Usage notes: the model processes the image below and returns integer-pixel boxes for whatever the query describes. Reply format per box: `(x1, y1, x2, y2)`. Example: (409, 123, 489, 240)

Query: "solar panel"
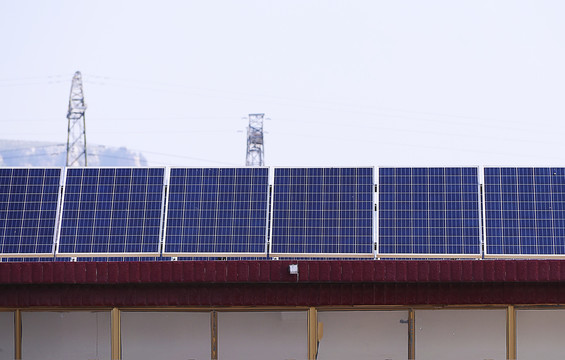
(270, 168, 374, 257)
(163, 168, 269, 256)
(378, 167, 481, 258)
(1, 257, 58, 262)
(484, 167, 565, 258)
(57, 168, 165, 257)
(0, 168, 61, 257)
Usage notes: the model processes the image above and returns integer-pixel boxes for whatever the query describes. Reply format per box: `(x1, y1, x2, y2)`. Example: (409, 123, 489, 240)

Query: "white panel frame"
(375, 166, 483, 259)
(0, 167, 63, 258)
(162, 166, 270, 258)
(55, 167, 166, 258)
(373, 167, 378, 259)
(483, 166, 565, 259)
(269, 166, 376, 259)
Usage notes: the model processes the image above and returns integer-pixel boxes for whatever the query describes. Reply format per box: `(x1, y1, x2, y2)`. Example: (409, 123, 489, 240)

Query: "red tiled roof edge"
(1, 260, 565, 285)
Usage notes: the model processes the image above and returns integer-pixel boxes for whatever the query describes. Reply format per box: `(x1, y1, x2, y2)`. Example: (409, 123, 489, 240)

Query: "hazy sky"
(1, 1, 564, 167)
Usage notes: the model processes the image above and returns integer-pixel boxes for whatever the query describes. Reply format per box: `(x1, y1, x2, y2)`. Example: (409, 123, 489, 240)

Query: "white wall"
(18, 307, 565, 359)
(317, 310, 408, 360)
(218, 311, 307, 360)
(21, 311, 111, 360)
(121, 311, 211, 360)
(0, 311, 14, 360)
(415, 309, 506, 360)
(517, 309, 565, 360)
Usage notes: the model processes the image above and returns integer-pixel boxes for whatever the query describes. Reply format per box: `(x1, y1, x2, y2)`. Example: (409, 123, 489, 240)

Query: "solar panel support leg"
(14, 309, 21, 360)
(408, 309, 415, 360)
(507, 305, 516, 360)
(211, 310, 218, 360)
(307, 307, 318, 359)
(111, 308, 121, 360)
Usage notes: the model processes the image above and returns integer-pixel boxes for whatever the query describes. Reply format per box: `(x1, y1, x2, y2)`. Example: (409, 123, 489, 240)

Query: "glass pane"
(0, 311, 14, 359)
(121, 311, 211, 360)
(415, 309, 506, 360)
(22, 311, 110, 360)
(218, 311, 307, 360)
(317, 310, 408, 359)
(517, 309, 565, 360)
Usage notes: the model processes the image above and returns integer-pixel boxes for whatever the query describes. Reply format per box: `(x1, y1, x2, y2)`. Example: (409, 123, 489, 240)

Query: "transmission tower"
(66, 71, 88, 167)
(246, 113, 265, 166)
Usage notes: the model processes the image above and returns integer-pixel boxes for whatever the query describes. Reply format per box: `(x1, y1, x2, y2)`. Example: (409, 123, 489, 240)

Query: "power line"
(81, 73, 520, 127)
(0, 151, 64, 161)
(0, 144, 65, 153)
(0, 75, 71, 83)
(274, 131, 565, 162)
(0, 74, 72, 88)
(137, 149, 240, 166)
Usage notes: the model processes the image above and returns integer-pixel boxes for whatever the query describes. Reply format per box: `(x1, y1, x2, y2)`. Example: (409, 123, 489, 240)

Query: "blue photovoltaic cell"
(379, 167, 481, 256)
(0, 168, 61, 255)
(164, 168, 269, 255)
(484, 167, 565, 256)
(271, 168, 374, 256)
(58, 168, 165, 255)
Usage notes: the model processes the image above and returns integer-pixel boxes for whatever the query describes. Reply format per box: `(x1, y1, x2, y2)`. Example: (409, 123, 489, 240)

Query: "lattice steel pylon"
(245, 113, 265, 166)
(66, 71, 88, 167)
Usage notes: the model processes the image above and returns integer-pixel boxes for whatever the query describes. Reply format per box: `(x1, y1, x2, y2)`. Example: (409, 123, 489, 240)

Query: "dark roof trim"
(1, 282, 563, 307)
(1, 260, 564, 285)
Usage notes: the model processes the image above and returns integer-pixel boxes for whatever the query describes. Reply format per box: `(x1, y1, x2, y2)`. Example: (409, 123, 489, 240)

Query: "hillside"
(0, 139, 147, 167)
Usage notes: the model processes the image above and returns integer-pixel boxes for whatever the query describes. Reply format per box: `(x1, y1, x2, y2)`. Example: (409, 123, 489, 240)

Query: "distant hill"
(0, 139, 148, 167)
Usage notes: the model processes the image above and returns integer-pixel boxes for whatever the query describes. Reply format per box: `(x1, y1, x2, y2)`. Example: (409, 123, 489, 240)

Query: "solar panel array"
(164, 167, 269, 256)
(270, 168, 374, 257)
(484, 167, 565, 257)
(4, 166, 565, 260)
(57, 168, 165, 256)
(0, 168, 61, 256)
(378, 167, 481, 257)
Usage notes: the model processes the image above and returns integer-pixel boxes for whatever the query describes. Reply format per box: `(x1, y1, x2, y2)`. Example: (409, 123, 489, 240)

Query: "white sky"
(0, 0, 564, 167)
